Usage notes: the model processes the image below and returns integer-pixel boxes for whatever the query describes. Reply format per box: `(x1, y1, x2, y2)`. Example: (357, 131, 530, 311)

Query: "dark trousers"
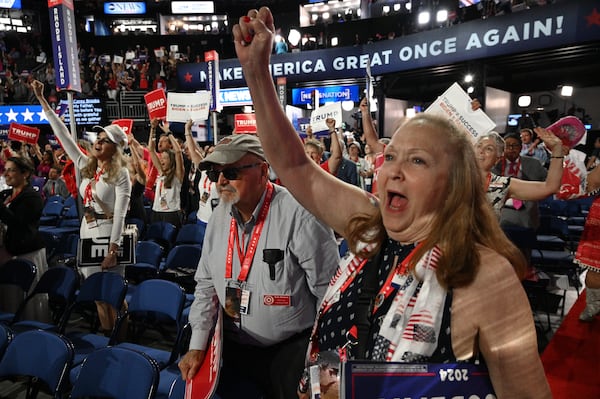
(216, 329, 311, 399)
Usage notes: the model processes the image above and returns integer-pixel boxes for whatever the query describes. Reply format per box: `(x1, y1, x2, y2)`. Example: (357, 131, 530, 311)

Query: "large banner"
(48, 0, 81, 92)
(178, 0, 600, 89)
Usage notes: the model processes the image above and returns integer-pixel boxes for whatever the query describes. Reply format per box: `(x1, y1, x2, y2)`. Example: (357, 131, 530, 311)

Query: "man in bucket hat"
(179, 134, 339, 399)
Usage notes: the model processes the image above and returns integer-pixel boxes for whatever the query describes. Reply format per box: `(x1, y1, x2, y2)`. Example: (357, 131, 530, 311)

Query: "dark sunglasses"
(96, 138, 113, 145)
(207, 162, 262, 182)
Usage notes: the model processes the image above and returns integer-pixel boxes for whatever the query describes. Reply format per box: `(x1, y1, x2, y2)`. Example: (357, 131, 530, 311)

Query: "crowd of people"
(0, 3, 598, 399)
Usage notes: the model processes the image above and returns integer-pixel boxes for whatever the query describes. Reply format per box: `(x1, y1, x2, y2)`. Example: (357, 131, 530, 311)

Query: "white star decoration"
(5, 108, 19, 122)
(21, 108, 34, 122)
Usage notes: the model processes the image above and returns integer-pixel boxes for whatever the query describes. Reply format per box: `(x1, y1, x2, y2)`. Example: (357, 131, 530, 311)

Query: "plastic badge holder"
(546, 116, 586, 149)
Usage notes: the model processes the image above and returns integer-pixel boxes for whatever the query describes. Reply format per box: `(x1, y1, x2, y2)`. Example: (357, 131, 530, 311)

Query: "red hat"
(546, 116, 586, 149)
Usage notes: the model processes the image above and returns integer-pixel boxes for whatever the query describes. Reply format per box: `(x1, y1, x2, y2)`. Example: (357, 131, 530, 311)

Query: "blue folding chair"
(70, 346, 159, 399)
(11, 266, 80, 333)
(174, 223, 205, 248)
(126, 241, 164, 284)
(114, 279, 187, 370)
(159, 244, 202, 295)
(40, 200, 65, 226)
(0, 329, 74, 399)
(145, 221, 177, 255)
(59, 271, 127, 367)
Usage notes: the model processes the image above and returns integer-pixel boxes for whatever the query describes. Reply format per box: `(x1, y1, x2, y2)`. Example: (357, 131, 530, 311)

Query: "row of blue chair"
(0, 326, 166, 399)
(1, 268, 191, 399)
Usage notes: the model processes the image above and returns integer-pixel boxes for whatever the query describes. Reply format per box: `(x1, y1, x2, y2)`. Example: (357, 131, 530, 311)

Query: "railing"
(104, 91, 150, 123)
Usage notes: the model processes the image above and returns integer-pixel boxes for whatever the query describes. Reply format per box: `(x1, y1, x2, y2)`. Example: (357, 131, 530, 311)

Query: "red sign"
(234, 114, 257, 134)
(144, 89, 168, 120)
(186, 309, 222, 399)
(263, 295, 291, 306)
(112, 119, 134, 137)
(48, 0, 74, 9)
(8, 123, 40, 145)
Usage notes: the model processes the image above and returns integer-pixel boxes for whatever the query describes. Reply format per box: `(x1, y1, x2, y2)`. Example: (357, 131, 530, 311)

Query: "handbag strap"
(352, 246, 384, 359)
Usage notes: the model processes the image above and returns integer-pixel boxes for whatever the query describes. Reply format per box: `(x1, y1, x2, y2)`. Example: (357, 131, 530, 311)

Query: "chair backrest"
(45, 195, 64, 204)
(538, 215, 570, 238)
(502, 226, 537, 249)
(162, 244, 203, 272)
(70, 346, 159, 399)
(127, 279, 186, 333)
(13, 266, 80, 325)
(127, 217, 146, 238)
(63, 196, 77, 209)
(59, 271, 127, 332)
(145, 221, 177, 251)
(0, 330, 73, 396)
(135, 240, 163, 268)
(0, 258, 37, 292)
(42, 201, 65, 217)
(174, 223, 205, 246)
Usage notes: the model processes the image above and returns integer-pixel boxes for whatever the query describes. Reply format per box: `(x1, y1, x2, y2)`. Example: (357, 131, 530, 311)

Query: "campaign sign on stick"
(186, 308, 223, 399)
(425, 82, 496, 142)
(8, 122, 40, 144)
(205, 50, 221, 112)
(341, 361, 496, 399)
(144, 89, 168, 120)
(48, 0, 81, 92)
(234, 114, 257, 134)
(310, 102, 342, 133)
(166, 92, 211, 123)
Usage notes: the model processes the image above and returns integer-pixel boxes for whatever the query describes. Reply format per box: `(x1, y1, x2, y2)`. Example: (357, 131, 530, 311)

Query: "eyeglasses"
(207, 162, 262, 182)
(96, 138, 112, 145)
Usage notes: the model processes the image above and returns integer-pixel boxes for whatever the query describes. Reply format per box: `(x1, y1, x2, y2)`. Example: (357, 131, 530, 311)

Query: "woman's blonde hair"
(346, 114, 526, 288)
(81, 148, 129, 183)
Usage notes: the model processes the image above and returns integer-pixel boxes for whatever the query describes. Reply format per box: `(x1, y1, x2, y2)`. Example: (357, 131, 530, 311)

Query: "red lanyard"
(371, 242, 423, 315)
(158, 179, 164, 197)
(202, 174, 211, 191)
(225, 182, 274, 282)
(326, 242, 423, 315)
(83, 168, 103, 206)
(484, 172, 492, 191)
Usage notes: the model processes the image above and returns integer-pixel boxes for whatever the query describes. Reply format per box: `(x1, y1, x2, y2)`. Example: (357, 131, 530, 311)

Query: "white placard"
(113, 55, 124, 64)
(310, 102, 343, 132)
(166, 91, 211, 123)
(425, 82, 496, 142)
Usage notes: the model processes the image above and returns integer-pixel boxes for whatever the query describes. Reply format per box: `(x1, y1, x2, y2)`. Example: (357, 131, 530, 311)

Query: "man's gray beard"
(218, 188, 239, 205)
